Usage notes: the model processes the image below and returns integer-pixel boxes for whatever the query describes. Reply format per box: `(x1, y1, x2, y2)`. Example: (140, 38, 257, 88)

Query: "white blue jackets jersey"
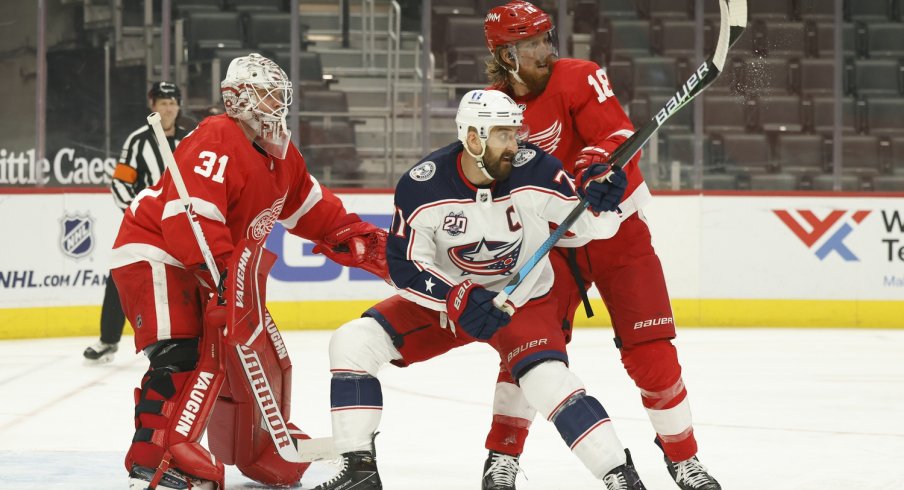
(387, 141, 620, 311)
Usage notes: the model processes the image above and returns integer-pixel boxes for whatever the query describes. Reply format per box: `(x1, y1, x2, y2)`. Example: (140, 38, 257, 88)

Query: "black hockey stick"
(493, 0, 747, 312)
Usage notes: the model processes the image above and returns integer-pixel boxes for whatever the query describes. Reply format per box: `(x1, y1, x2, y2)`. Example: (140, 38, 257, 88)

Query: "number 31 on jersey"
(194, 150, 229, 183)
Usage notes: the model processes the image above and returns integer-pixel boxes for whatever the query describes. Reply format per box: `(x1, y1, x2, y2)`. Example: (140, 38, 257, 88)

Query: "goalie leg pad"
(519, 360, 626, 477)
(622, 340, 697, 462)
(126, 336, 225, 485)
(208, 311, 310, 486)
(485, 365, 536, 456)
(327, 317, 399, 453)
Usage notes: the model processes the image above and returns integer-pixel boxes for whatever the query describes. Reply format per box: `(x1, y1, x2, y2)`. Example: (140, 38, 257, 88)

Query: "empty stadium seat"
(574, 0, 600, 34)
(811, 96, 857, 135)
(274, 51, 329, 89)
(853, 59, 903, 97)
(245, 12, 309, 52)
(891, 136, 904, 174)
(702, 173, 737, 190)
(810, 173, 862, 191)
(873, 175, 904, 191)
(174, 0, 222, 17)
(796, 58, 850, 96)
(775, 133, 827, 176)
(299, 89, 350, 119)
(846, 0, 891, 21)
(863, 96, 904, 137)
(738, 57, 793, 95)
(185, 11, 243, 60)
(228, 0, 284, 12)
(837, 134, 883, 176)
(664, 132, 710, 167)
(761, 21, 807, 57)
(798, 0, 835, 21)
(652, 19, 695, 58)
(712, 132, 773, 174)
(595, 19, 652, 64)
(814, 21, 856, 57)
(606, 60, 634, 101)
(750, 173, 799, 190)
(632, 57, 677, 95)
(444, 16, 488, 83)
(704, 94, 752, 133)
(598, 0, 639, 19)
(862, 22, 904, 59)
(639, 0, 691, 19)
(755, 95, 803, 132)
(748, 0, 793, 20)
(300, 119, 360, 179)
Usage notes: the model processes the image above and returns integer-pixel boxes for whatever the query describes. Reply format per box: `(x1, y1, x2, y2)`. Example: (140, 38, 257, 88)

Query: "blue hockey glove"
(445, 280, 511, 340)
(576, 164, 627, 213)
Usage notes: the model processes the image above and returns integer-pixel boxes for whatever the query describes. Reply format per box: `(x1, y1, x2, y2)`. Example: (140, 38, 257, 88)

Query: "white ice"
(1, 328, 903, 489)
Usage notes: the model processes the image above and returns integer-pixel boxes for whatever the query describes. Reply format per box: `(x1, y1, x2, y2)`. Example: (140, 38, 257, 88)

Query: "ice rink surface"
(1, 327, 903, 489)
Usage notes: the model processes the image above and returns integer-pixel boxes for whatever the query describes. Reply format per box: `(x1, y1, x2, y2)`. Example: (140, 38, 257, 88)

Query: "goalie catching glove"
(574, 146, 627, 214)
(312, 214, 390, 283)
(445, 280, 512, 340)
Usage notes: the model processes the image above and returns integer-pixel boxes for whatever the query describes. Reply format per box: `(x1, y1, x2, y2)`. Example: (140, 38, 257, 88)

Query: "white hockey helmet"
(456, 89, 524, 144)
(220, 53, 294, 159)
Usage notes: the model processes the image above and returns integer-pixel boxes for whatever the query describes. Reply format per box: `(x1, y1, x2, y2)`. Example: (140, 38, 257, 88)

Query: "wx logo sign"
(773, 209, 871, 261)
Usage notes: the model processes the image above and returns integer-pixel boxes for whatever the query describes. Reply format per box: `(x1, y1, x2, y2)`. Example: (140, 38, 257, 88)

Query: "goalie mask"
(456, 89, 526, 181)
(221, 53, 294, 159)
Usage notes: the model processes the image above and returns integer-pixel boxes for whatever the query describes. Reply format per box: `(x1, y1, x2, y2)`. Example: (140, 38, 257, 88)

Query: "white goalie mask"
(221, 53, 294, 159)
(455, 89, 526, 180)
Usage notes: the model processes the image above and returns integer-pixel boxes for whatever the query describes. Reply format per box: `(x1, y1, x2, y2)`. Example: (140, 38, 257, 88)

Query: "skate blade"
(82, 353, 115, 365)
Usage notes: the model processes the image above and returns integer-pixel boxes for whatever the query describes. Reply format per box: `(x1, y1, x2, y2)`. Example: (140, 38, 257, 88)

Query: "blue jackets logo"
(59, 214, 95, 259)
(448, 238, 522, 275)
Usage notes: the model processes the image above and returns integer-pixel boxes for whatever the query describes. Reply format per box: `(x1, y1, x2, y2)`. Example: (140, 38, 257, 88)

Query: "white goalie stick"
(492, 0, 748, 312)
(147, 113, 302, 464)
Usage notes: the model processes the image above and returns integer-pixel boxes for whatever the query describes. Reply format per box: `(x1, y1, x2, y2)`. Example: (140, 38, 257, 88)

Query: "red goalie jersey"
(111, 114, 355, 275)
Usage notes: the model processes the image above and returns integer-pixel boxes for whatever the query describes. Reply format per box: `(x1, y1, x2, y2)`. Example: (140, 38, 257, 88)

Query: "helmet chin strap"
(464, 138, 495, 181)
(505, 46, 527, 86)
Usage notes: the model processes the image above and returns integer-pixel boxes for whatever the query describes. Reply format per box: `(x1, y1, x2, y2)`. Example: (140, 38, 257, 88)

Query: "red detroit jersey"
(111, 114, 352, 270)
(503, 58, 650, 214)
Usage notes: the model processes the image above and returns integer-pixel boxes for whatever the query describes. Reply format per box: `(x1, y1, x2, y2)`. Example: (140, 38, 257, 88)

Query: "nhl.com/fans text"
(0, 269, 109, 289)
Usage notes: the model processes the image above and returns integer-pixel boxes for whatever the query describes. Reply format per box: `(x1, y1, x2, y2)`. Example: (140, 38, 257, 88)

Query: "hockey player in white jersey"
(313, 90, 647, 490)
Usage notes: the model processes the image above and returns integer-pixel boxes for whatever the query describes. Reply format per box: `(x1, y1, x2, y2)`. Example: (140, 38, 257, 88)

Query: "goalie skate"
(128, 464, 217, 490)
(83, 341, 118, 363)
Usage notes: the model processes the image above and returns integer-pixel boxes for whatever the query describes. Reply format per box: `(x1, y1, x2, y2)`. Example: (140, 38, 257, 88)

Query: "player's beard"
(519, 55, 557, 95)
(484, 147, 516, 181)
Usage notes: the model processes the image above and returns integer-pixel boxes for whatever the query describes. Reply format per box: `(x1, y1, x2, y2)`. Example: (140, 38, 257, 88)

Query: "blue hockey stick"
(493, 0, 748, 313)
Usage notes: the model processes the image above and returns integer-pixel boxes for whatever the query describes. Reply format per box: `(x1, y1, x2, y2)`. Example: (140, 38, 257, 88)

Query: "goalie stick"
(492, 0, 748, 313)
(146, 113, 303, 464)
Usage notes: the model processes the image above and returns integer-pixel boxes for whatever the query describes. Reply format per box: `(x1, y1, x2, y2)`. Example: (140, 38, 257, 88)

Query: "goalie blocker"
(114, 240, 310, 488)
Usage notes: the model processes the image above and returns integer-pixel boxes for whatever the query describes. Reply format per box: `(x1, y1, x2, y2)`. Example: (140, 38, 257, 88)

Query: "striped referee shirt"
(111, 123, 189, 210)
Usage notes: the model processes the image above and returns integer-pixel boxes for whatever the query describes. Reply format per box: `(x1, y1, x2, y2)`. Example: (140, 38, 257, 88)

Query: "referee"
(83, 81, 189, 362)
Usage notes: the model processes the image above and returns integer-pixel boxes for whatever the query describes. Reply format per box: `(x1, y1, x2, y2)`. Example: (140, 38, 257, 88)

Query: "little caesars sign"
(0, 148, 116, 187)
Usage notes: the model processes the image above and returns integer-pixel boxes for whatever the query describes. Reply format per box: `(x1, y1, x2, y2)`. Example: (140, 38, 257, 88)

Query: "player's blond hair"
(484, 48, 513, 89)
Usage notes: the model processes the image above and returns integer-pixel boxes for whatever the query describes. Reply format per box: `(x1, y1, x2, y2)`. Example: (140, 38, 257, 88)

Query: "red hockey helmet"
(484, 1, 554, 52)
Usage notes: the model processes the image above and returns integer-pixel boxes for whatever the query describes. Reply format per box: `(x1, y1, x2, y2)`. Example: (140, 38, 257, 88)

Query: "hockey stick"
(147, 113, 302, 464)
(492, 0, 747, 313)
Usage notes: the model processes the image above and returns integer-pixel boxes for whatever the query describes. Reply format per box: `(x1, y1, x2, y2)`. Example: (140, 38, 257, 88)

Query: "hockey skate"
(313, 451, 381, 490)
(83, 340, 118, 363)
(663, 455, 721, 490)
(482, 450, 521, 489)
(128, 464, 217, 490)
(602, 449, 646, 490)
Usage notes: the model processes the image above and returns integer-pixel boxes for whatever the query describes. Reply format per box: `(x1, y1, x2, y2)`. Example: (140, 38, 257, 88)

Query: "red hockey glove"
(312, 215, 390, 283)
(573, 146, 611, 176)
(445, 280, 512, 340)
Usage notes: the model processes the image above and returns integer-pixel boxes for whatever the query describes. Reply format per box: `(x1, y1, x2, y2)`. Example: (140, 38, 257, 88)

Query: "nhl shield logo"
(60, 214, 95, 259)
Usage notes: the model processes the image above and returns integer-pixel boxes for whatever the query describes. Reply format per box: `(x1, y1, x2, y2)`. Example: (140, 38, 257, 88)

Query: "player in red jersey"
(110, 53, 389, 490)
(478, 3, 721, 490)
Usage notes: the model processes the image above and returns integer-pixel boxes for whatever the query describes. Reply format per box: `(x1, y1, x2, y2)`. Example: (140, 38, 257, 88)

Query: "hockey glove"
(312, 215, 390, 283)
(445, 280, 512, 340)
(576, 164, 627, 214)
